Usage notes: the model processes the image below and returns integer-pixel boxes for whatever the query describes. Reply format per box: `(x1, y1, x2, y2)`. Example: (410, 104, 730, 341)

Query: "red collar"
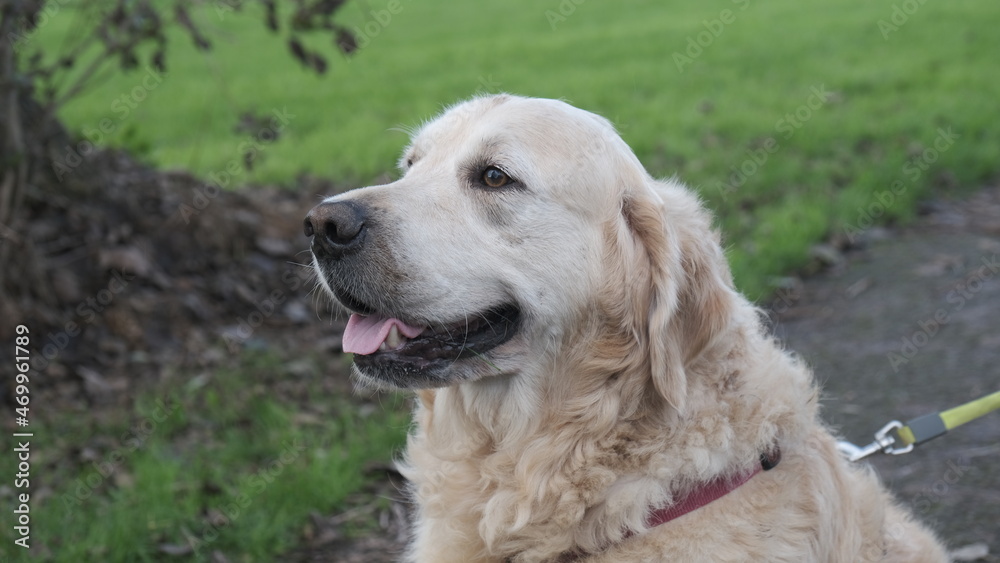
(558, 447, 781, 562)
(643, 447, 781, 529)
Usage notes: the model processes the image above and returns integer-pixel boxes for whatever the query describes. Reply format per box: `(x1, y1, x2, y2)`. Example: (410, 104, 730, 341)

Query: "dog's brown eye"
(481, 167, 511, 188)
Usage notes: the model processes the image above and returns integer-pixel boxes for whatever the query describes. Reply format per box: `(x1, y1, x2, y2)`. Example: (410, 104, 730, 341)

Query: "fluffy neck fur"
(402, 294, 815, 563)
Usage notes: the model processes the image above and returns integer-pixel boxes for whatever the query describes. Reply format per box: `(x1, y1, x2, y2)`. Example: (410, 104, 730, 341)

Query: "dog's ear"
(621, 180, 736, 414)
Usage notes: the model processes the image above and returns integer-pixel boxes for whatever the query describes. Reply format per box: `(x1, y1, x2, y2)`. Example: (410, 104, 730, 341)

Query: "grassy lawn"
(0, 352, 410, 561)
(43, 0, 1000, 297)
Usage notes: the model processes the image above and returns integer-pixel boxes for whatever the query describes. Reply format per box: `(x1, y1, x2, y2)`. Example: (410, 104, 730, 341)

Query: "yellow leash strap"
(897, 390, 1000, 447)
(838, 390, 1000, 462)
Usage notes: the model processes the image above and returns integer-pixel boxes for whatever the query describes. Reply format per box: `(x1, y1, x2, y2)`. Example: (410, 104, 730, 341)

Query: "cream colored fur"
(328, 95, 949, 562)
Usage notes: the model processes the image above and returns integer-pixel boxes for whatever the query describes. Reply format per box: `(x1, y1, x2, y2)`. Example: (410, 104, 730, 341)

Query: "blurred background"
(0, 0, 997, 561)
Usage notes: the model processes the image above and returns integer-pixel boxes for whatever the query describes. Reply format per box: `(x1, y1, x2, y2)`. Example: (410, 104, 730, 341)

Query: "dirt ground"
(771, 186, 1000, 560)
(0, 150, 341, 411)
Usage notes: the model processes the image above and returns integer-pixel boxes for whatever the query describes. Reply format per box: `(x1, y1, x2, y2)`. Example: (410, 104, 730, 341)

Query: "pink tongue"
(342, 314, 426, 355)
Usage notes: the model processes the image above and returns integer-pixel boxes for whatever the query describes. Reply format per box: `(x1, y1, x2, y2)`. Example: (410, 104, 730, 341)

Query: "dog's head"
(305, 95, 735, 411)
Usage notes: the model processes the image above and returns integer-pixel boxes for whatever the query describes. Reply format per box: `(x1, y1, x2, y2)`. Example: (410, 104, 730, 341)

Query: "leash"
(837, 390, 1000, 462)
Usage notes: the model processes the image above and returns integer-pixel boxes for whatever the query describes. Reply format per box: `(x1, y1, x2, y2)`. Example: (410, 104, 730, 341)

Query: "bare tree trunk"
(0, 7, 29, 300)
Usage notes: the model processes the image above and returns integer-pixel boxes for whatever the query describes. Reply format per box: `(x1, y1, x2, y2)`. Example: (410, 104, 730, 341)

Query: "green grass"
(0, 351, 410, 562)
(40, 0, 1000, 297)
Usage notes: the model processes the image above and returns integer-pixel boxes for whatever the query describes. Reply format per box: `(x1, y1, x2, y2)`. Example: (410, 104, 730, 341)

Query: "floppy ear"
(621, 179, 736, 414)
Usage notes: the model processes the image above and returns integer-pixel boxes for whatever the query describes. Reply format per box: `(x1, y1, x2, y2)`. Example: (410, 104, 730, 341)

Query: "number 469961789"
(14, 325, 30, 423)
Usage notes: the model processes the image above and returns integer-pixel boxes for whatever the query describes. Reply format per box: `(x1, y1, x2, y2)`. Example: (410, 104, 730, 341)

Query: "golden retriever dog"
(304, 94, 948, 562)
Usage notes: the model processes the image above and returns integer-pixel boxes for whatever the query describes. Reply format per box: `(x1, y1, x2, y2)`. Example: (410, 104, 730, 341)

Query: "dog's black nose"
(304, 200, 368, 259)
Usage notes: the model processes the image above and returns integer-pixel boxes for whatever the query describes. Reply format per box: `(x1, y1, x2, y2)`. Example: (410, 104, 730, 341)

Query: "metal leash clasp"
(836, 420, 914, 462)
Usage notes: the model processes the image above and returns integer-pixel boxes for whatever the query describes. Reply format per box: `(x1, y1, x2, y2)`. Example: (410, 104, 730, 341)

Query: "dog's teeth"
(378, 342, 387, 351)
(385, 325, 403, 349)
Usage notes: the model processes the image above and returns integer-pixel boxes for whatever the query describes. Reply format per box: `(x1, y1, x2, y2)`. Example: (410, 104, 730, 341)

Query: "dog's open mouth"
(340, 301, 521, 387)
